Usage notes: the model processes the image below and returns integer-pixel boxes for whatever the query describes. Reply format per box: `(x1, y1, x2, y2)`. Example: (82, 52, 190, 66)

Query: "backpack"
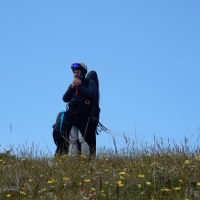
(86, 70, 100, 105)
(52, 111, 69, 155)
(52, 111, 67, 135)
(86, 70, 100, 130)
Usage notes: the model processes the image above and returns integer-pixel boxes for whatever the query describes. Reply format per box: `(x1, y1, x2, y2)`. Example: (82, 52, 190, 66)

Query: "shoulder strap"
(60, 111, 65, 134)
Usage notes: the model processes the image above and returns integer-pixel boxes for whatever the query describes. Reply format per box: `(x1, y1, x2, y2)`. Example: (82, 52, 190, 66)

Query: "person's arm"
(62, 85, 74, 102)
(78, 80, 96, 101)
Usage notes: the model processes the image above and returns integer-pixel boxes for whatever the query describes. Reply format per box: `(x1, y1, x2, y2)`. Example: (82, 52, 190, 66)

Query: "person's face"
(73, 70, 82, 78)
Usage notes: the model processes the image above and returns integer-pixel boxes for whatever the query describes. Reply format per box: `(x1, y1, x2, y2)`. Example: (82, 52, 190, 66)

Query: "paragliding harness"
(64, 78, 99, 140)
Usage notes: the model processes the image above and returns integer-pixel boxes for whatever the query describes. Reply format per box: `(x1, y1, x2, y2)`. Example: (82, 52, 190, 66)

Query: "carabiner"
(85, 100, 90, 105)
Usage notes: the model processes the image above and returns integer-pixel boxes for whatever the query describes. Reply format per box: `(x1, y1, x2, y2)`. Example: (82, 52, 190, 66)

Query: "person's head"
(71, 62, 87, 80)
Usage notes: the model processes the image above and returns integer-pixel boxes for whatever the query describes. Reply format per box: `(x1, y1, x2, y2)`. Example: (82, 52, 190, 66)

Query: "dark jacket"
(63, 78, 97, 108)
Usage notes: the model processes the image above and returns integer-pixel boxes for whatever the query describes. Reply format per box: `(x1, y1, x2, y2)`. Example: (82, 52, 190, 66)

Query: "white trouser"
(68, 126, 90, 156)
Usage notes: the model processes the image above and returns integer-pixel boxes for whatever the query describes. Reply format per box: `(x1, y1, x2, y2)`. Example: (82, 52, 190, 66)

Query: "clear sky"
(0, 1, 200, 155)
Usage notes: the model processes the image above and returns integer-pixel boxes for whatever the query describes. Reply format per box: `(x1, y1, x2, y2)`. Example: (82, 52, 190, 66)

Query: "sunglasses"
(71, 63, 81, 70)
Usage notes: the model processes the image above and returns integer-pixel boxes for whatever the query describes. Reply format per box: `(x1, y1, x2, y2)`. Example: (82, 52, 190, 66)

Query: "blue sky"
(0, 1, 200, 155)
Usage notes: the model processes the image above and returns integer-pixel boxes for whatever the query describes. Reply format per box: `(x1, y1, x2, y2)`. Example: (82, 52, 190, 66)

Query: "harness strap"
(61, 135, 70, 144)
(97, 121, 109, 133)
(75, 87, 78, 96)
(83, 116, 91, 140)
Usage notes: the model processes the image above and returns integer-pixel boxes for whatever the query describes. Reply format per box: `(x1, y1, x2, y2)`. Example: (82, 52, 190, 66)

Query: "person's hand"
(75, 78, 81, 87)
(71, 78, 76, 88)
(71, 78, 81, 88)
(71, 83, 75, 89)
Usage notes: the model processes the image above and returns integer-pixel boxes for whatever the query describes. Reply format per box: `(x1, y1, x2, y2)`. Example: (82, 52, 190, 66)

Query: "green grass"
(0, 138, 200, 200)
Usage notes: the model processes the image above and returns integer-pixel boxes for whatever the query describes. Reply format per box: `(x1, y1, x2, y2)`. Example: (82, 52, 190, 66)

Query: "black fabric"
(86, 71, 100, 105)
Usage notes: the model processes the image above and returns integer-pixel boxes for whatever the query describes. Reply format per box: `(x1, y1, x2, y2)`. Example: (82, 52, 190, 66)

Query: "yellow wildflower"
(51, 179, 57, 183)
(84, 179, 90, 183)
(146, 182, 151, 185)
(138, 174, 145, 178)
(63, 177, 69, 181)
(47, 180, 53, 184)
(195, 156, 200, 161)
(116, 180, 122, 185)
(185, 160, 190, 164)
(6, 194, 11, 197)
(119, 171, 126, 175)
(197, 182, 200, 186)
(173, 187, 181, 190)
(160, 188, 170, 192)
(20, 191, 26, 195)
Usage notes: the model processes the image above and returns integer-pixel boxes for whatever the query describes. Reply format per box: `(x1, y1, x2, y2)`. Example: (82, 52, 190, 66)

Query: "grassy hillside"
(0, 140, 200, 200)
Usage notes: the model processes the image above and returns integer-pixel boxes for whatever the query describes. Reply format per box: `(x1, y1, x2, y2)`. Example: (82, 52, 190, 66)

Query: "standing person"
(63, 62, 98, 156)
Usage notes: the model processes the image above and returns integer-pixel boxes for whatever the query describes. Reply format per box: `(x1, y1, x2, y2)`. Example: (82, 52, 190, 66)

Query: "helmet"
(71, 62, 87, 76)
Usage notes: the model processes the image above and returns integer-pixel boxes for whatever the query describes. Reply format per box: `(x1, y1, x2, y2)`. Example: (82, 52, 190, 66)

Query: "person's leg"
(84, 121, 98, 157)
(53, 130, 68, 155)
(88, 130, 96, 157)
(68, 126, 79, 156)
(78, 130, 90, 156)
